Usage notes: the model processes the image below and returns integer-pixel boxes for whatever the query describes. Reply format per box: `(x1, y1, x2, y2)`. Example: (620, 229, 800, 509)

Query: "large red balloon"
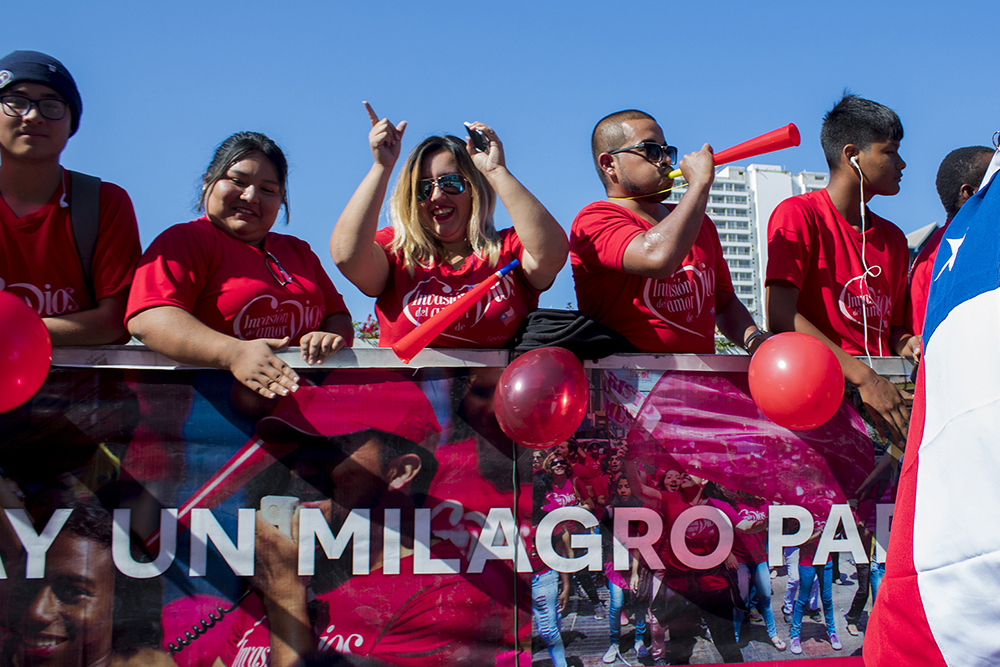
(494, 347, 589, 449)
(0, 291, 52, 413)
(748, 332, 844, 430)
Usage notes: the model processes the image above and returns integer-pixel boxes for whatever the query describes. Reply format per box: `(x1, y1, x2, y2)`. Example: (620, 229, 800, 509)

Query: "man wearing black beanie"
(0, 50, 140, 344)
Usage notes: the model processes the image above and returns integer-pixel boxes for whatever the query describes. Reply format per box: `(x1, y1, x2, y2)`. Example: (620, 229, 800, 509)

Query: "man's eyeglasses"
(264, 250, 294, 286)
(0, 95, 69, 121)
(609, 141, 678, 166)
(416, 174, 467, 202)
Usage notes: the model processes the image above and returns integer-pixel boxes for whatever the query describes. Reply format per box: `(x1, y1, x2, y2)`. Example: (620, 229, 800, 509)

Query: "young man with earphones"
(0, 50, 140, 344)
(766, 94, 917, 447)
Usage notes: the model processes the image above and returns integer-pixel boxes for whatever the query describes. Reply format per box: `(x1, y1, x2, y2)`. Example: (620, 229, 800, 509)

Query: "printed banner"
(0, 364, 895, 666)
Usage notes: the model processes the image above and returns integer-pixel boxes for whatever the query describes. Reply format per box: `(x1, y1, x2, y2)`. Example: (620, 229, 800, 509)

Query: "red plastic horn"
(392, 259, 519, 364)
(667, 123, 800, 179)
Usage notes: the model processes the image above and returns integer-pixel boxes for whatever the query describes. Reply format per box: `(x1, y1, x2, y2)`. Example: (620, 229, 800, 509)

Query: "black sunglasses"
(264, 250, 294, 286)
(416, 174, 467, 202)
(609, 141, 678, 166)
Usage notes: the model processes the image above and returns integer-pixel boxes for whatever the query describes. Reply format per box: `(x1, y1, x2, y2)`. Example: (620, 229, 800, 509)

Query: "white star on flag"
(934, 235, 966, 281)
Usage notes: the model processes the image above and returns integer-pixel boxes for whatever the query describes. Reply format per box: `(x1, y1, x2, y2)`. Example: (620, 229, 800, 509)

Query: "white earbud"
(850, 155, 861, 173)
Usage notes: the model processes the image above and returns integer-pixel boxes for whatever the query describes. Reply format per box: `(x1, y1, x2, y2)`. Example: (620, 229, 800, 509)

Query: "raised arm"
(330, 102, 404, 297)
(128, 305, 299, 398)
(621, 145, 716, 279)
(767, 280, 910, 443)
(465, 122, 568, 291)
(624, 460, 663, 508)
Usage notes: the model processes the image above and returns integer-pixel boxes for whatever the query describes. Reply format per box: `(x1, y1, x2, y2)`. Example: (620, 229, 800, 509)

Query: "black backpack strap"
(68, 170, 101, 302)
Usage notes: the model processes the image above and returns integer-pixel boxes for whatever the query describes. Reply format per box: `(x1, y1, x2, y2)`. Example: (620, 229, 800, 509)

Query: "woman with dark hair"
(127, 131, 353, 396)
(331, 103, 567, 348)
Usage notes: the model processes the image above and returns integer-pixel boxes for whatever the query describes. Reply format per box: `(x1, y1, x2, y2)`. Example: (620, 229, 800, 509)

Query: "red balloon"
(494, 347, 589, 449)
(748, 332, 844, 430)
(0, 291, 52, 413)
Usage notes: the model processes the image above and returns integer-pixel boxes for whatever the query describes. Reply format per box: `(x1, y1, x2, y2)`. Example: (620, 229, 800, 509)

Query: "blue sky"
(16, 0, 998, 323)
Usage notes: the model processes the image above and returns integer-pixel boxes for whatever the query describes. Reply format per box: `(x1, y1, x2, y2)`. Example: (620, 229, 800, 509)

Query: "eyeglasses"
(609, 141, 678, 166)
(264, 250, 294, 286)
(551, 460, 568, 468)
(0, 95, 69, 121)
(416, 174, 467, 202)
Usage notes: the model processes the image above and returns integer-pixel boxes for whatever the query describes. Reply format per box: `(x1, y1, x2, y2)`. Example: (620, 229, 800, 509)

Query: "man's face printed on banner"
(11, 533, 114, 667)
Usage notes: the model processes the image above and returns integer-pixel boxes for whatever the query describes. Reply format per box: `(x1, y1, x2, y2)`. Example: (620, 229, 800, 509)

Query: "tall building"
(667, 163, 829, 327)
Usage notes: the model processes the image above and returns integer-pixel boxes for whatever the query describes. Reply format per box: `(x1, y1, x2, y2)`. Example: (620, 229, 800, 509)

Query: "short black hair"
(820, 94, 903, 169)
(591, 109, 657, 188)
(935, 146, 994, 219)
(199, 131, 290, 223)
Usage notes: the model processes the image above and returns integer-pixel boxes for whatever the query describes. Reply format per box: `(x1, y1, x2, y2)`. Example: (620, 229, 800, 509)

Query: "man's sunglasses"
(609, 141, 678, 166)
(416, 174, 467, 202)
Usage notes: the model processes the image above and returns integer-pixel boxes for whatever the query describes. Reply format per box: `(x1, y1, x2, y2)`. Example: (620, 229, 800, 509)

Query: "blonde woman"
(331, 102, 567, 348)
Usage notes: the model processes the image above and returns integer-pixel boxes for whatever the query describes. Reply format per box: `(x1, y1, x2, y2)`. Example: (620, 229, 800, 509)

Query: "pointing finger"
(363, 101, 379, 127)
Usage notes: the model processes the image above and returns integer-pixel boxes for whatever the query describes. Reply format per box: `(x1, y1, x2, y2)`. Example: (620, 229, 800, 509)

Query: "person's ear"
(385, 453, 422, 491)
(598, 153, 617, 181)
(958, 182, 978, 207)
(843, 144, 861, 173)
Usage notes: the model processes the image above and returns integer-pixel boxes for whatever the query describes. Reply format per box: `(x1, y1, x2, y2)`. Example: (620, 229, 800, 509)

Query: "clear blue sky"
(16, 0, 998, 323)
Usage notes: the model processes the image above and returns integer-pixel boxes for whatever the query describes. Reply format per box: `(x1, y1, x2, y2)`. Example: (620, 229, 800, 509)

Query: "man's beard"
(620, 172, 669, 202)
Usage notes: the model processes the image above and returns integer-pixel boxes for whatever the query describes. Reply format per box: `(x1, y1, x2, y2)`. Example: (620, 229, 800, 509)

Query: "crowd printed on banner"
(0, 503, 894, 579)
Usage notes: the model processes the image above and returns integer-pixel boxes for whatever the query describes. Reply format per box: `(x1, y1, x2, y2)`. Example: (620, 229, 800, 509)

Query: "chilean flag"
(866, 153, 1000, 666)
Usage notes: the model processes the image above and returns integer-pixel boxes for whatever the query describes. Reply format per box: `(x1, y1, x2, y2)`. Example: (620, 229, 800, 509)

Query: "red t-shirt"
(766, 189, 910, 356)
(907, 221, 949, 336)
(570, 201, 734, 353)
(127, 218, 348, 340)
(223, 554, 503, 666)
(374, 227, 540, 348)
(0, 179, 140, 317)
(655, 495, 728, 594)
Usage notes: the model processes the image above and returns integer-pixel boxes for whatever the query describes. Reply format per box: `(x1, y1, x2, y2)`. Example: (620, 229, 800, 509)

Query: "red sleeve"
(374, 226, 398, 294)
(765, 196, 814, 289)
(92, 183, 141, 301)
(907, 226, 947, 335)
(125, 222, 213, 322)
(570, 201, 647, 272)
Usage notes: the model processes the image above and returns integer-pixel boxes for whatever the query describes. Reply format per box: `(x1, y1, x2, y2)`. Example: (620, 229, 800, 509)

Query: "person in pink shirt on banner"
(570, 109, 766, 354)
(126, 132, 353, 398)
(330, 102, 567, 349)
(766, 94, 918, 445)
(0, 50, 140, 345)
(907, 145, 993, 336)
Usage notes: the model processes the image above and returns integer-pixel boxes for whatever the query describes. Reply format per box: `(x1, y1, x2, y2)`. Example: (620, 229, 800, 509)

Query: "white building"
(667, 164, 829, 327)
